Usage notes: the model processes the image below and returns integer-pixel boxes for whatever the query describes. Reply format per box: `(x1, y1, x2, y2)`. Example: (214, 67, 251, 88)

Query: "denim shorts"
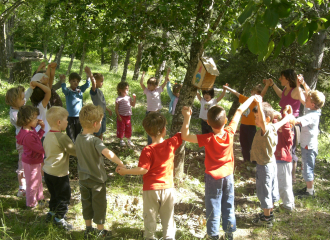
(301, 148, 317, 182)
(256, 161, 279, 209)
(94, 115, 106, 136)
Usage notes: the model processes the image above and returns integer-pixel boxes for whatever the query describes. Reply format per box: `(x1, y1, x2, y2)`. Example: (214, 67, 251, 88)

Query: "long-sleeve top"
(61, 79, 90, 117)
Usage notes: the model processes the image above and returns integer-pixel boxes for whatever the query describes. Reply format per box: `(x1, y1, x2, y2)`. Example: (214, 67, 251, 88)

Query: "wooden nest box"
(192, 57, 219, 90)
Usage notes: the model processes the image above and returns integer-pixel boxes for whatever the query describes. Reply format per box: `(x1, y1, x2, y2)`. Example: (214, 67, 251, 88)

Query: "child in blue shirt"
(61, 68, 90, 142)
(166, 80, 182, 115)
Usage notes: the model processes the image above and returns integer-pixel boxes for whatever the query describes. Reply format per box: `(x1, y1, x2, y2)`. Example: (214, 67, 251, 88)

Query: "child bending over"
(76, 104, 125, 238)
(117, 112, 182, 239)
(16, 105, 45, 208)
(43, 106, 76, 231)
(181, 95, 257, 240)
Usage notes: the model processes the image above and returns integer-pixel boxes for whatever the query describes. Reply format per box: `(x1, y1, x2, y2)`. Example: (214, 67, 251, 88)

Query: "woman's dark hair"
(202, 88, 215, 99)
(30, 87, 45, 107)
(280, 69, 297, 88)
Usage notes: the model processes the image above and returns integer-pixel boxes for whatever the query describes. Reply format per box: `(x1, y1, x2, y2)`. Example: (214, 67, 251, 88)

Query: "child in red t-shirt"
(181, 96, 257, 240)
(117, 112, 182, 239)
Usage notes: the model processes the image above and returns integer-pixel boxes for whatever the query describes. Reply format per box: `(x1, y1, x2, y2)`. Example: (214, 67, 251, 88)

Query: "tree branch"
(0, 0, 25, 25)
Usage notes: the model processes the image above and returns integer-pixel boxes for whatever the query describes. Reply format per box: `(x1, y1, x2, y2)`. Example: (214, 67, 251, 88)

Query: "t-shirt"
(116, 95, 132, 116)
(43, 131, 76, 177)
(76, 133, 108, 183)
(239, 95, 257, 126)
(197, 120, 238, 180)
(35, 102, 49, 137)
(250, 124, 278, 165)
(199, 98, 218, 120)
(274, 116, 293, 162)
(138, 133, 182, 191)
(297, 108, 321, 152)
(90, 88, 106, 113)
(9, 108, 20, 135)
(144, 87, 163, 111)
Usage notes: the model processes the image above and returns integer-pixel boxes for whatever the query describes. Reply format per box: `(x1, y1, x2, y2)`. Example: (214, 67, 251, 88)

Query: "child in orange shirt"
(181, 96, 257, 240)
(117, 112, 182, 239)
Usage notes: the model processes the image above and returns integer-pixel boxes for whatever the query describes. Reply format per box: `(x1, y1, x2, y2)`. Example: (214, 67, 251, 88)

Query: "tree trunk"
(101, 47, 105, 65)
(121, 47, 131, 82)
(155, 60, 166, 84)
(66, 52, 75, 75)
(132, 42, 143, 80)
(55, 32, 67, 70)
(110, 50, 119, 73)
(48, 52, 53, 63)
(43, 41, 48, 60)
(170, 0, 214, 178)
(0, 23, 8, 75)
(5, 15, 14, 61)
(79, 41, 87, 76)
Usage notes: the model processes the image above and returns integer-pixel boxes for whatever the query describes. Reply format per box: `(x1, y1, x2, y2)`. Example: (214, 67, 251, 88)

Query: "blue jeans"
(205, 173, 236, 236)
(256, 161, 279, 209)
(301, 148, 317, 182)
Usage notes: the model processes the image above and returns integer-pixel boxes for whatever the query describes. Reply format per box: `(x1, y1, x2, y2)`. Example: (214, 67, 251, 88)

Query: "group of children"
(5, 66, 325, 239)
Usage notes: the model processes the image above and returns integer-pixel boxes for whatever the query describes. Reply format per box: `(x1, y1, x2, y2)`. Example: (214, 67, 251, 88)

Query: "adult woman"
(265, 69, 307, 183)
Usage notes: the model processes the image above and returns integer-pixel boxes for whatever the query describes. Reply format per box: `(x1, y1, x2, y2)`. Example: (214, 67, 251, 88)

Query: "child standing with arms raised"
(181, 95, 257, 240)
(115, 82, 136, 147)
(16, 105, 45, 208)
(6, 86, 27, 197)
(140, 70, 169, 144)
(85, 66, 112, 141)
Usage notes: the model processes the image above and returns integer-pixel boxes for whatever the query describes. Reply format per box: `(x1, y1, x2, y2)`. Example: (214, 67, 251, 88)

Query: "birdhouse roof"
(201, 57, 220, 76)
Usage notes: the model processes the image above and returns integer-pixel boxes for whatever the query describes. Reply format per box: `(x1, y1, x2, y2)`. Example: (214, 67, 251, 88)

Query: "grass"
(1, 57, 330, 239)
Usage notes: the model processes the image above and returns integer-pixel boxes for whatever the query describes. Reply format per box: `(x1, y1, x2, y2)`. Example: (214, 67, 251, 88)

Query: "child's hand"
(39, 61, 47, 70)
(181, 106, 192, 118)
(132, 93, 136, 99)
(84, 66, 92, 77)
(117, 116, 122, 122)
(254, 95, 263, 103)
(30, 81, 37, 89)
(297, 74, 304, 86)
(49, 62, 57, 69)
(59, 74, 66, 83)
(107, 108, 113, 117)
(116, 166, 126, 176)
(141, 71, 145, 78)
(223, 83, 229, 90)
(37, 119, 45, 129)
(283, 105, 293, 115)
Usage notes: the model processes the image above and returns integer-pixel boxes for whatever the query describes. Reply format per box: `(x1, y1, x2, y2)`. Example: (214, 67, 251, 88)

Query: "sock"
(19, 186, 24, 190)
(307, 188, 314, 194)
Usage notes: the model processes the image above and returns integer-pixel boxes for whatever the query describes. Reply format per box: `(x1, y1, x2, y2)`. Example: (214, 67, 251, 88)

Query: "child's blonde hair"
(142, 112, 166, 137)
(147, 77, 158, 86)
(17, 105, 39, 127)
(309, 90, 325, 109)
(46, 106, 69, 127)
(79, 104, 104, 128)
(5, 86, 25, 108)
(252, 84, 264, 95)
(117, 82, 129, 96)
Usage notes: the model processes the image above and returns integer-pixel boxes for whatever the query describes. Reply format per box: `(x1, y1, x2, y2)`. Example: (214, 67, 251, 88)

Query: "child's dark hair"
(117, 82, 129, 95)
(147, 77, 158, 86)
(253, 102, 274, 122)
(93, 73, 103, 81)
(142, 112, 167, 137)
(252, 84, 264, 95)
(202, 88, 215, 99)
(5, 86, 25, 108)
(207, 105, 226, 129)
(69, 72, 81, 82)
(173, 84, 182, 94)
(30, 87, 45, 107)
(17, 105, 39, 127)
(280, 69, 297, 88)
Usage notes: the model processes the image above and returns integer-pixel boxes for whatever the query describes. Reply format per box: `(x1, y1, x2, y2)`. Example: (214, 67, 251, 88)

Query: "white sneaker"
(120, 140, 126, 147)
(127, 140, 135, 147)
(17, 189, 26, 197)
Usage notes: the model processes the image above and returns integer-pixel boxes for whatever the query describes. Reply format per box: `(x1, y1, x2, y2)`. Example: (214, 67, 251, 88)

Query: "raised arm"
(160, 68, 170, 89)
(216, 84, 227, 102)
(232, 95, 256, 123)
(273, 105, 294, 132)
(102, 148, 125, 168)
(255, 96, 266, 134)
(140, 71, 146, 90)
(181, 106, 198, 143)
(85, 66, 96, 92)
(60, 75, 69, 95)
(294, 74, 310, 105)
(31, 81, 51, 108)
(223, 84, 240, 98)
(48, 62, 57, 88)
(268, 79, 282, 98)
(196, 91, 202, 101)
(260, 79, 271, 97)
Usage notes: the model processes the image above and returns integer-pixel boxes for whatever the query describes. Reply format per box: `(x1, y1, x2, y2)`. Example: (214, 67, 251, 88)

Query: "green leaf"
(263, 8, 279, 28)
(263, 0, 271, 6)
(283, 32, 295, 47)
(275, 1, 291, 18)
(240, 22, 251, 44)
(307, 2, 313, 7)
(263, 40, 275, 61)
(298, 26, 309, 45)
(247, 24, 269, 55)
(307, 21, 318, 32)
(238, 2, 256, 24)
(273, 37, 284, 59)
(231, 38, 239, 54)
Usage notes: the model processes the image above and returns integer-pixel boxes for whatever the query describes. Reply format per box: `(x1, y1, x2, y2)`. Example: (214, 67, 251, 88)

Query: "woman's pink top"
(279, 87, 301, 117)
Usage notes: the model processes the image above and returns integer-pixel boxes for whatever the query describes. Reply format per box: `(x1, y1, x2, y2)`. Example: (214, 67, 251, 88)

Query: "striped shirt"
(144, 87, 163, 111)
(116, 95, 132, 116)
